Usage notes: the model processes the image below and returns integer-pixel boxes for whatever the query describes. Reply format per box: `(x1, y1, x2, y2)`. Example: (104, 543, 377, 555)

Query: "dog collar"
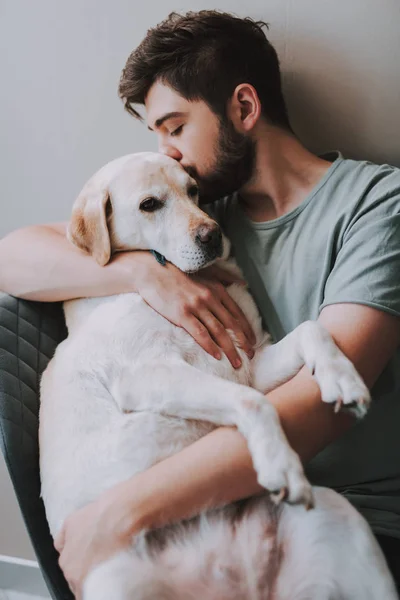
(150, 250, 167, 266)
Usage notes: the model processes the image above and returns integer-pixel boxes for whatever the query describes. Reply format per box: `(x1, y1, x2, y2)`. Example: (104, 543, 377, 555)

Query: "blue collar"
(150, 250, 166, 266)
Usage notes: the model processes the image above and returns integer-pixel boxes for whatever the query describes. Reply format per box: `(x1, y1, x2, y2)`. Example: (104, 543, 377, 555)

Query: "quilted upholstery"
(0, 293, 73, 599)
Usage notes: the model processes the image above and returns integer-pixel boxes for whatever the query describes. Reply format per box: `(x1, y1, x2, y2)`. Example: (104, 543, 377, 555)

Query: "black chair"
(0, 293, 73, 599)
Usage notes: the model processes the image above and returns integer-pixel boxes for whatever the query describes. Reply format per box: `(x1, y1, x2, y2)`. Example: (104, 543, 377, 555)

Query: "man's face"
(146, 82, 256, 204)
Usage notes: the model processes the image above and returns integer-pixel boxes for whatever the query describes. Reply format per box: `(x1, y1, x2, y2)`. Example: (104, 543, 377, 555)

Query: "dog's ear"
(67, 186, 112, 266)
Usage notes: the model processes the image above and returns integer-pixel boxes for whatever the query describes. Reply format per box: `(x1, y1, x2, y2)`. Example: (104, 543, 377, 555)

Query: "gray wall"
(1, 0, 400, 560)
(1, 0, 400, 239)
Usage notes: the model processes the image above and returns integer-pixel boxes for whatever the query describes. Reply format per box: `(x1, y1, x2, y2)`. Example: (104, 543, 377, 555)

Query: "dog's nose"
(195, 224, 222, 249)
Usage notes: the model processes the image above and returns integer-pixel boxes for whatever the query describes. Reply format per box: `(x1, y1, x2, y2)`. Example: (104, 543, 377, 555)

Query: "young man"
(1, 10, 400, 594)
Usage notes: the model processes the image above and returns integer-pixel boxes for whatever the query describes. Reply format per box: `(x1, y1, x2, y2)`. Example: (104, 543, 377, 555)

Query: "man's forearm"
(110, 369, 352, 534)
(113, 303, 397, 536)
(0, 225, 148, 302)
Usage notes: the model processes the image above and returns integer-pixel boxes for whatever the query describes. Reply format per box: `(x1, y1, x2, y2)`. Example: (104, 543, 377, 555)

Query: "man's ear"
(228, 83, 261, 132)
(67, 185, 112, 266)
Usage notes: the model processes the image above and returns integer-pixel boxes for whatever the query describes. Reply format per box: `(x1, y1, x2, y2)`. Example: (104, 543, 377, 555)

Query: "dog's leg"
(252, 321, 370, 418)
(275, 488, 399, 600)
(114, 361, 313, 506)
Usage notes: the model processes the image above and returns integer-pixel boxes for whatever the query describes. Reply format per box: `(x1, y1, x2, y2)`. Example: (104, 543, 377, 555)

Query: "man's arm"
(103, 303, 400, 532)
(0, 223, 150, 302)
(55, 303, 400, 590)
(0, 224, 254, 363)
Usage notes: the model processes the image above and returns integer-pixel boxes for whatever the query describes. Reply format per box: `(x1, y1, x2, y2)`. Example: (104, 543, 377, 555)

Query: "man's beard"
(185, 118, 256, 204)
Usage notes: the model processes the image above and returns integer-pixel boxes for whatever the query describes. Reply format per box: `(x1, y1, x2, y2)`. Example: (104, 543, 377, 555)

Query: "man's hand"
(130, 254, 256, 368)
(0, 222, 255, 366)
(54, 492, 138, 598)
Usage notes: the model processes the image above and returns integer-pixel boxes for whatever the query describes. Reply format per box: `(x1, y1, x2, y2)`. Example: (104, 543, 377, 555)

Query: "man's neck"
(239, 124, 333, 222)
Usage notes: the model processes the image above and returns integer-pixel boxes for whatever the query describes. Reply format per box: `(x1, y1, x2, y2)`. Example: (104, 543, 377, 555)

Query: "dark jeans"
(376, 534, 400, 594)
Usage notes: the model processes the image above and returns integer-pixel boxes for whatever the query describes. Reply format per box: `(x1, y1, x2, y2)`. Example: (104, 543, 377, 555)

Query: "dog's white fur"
(39, 152, 398, 599)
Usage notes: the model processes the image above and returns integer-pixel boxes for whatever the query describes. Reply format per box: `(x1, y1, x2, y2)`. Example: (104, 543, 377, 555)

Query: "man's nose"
(158, 141, 182, 162)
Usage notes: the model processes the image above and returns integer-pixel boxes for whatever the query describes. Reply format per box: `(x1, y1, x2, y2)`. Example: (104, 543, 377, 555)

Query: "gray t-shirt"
(205, 152, 400, 538)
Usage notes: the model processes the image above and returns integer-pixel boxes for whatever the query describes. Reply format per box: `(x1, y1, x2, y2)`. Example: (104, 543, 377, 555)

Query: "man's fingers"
(54, 526, 66, 553)
(219, 290, 257, 346)
(67, 579, 78, 598)
(197, 310, 242, 368)
(72, 583, 82, 600)
(209, 300, 253, 359)
(182, 315, 223, 359)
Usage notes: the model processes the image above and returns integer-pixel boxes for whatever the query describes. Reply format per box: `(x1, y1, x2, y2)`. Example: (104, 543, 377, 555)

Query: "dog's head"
(67, 152, 230, 272)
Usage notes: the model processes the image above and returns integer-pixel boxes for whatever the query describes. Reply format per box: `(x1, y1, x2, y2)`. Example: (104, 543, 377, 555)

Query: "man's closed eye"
(170, 125, 184, 137)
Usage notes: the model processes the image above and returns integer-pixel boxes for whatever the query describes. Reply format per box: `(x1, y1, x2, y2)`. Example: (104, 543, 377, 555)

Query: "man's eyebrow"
(148, 111, 187, 131)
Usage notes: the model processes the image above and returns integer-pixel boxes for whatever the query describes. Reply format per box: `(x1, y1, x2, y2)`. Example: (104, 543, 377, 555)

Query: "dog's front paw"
(256, 445, 313, 509)
(311, 355, 371, 419)
(244, 402, 314, 509)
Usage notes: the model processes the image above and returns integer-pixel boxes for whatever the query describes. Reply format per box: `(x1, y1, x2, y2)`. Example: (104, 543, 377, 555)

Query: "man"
(1, 10, 399, 594)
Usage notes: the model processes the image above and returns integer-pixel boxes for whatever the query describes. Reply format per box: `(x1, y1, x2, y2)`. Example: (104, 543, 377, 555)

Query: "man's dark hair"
(118, 10, 292, 131)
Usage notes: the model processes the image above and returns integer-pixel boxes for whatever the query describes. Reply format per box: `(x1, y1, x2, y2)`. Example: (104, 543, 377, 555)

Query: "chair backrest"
(0, 293, 72, 599)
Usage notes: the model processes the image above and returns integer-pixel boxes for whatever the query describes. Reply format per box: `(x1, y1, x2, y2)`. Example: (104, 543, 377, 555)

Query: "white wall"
(1, 0, 400, 560)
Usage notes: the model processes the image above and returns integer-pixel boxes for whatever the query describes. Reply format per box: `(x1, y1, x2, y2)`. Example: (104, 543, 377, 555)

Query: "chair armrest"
(0, 293, 72, 599)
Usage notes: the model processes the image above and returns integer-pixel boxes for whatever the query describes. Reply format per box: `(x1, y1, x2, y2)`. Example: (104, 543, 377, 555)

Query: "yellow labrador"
(39, 152, 397, 599)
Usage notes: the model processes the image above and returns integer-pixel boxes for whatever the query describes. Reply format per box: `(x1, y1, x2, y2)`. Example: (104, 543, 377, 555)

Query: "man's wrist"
(100, 475, 154, 539)
(111, 250, 154, 295)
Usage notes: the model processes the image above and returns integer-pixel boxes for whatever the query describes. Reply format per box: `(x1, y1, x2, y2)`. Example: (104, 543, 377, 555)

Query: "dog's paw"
(243, 402, 314, 509)
(255, 448, 314, 510)
(311, 355, 371, 419)
(255, 444, 314, 509)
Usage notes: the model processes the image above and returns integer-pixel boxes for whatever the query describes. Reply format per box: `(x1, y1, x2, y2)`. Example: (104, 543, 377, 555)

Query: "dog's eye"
(188, 185, 198, 198)
(140, 197, 163, 212)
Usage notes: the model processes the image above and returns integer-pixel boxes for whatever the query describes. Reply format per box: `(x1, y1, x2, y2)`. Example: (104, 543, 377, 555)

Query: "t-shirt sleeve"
(320, 193, 400, 318)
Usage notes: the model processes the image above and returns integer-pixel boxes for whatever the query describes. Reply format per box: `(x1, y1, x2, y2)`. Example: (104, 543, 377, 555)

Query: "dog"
(39, 152, 398, 599)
